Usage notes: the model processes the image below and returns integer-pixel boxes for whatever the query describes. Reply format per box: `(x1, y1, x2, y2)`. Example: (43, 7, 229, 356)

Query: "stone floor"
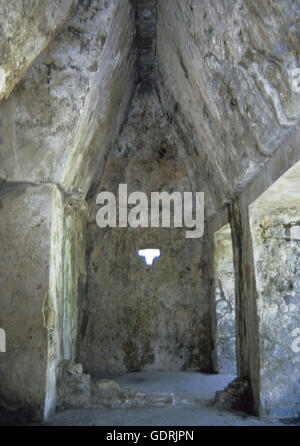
(44, 372, 298, 426)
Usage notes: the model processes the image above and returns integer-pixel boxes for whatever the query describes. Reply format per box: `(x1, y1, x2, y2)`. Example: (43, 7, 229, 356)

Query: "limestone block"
(57, 361, 91, 410)
(95, 379, 121, 395)
(0, 182, 55, 420)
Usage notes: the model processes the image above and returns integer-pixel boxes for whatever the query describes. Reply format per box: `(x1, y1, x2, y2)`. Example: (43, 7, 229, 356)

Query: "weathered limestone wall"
(225, 160, 300, 417)
(45, 190, 87, 419)
(156, 0, 300, 415)
(0, 182, 87, 421)
(0, 0, 136, 420)
(229, 195, 260, 414)
(78, 90, 213, 375)
(214, 224, 236, 375)
(250, 205, 300, 417)
(61, 197, 87, 363)
(0, 183, 54, 420)
(0, 0, 77, 100)
(156, 0, 300, 217)
(0, 0, 136, 196)
(0, 0, 299, 422)
(249, 161, 300, 417)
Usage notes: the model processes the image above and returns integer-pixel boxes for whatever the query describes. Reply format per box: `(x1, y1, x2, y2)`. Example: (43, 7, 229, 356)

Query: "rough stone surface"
(0, 0, 136, 196)
(91, 372, 176, 409)
(214, 224, 236, 375)
(215, 377, 254, 415)
(229, 195, 261, 415)
(45, 190, 87, 419)
(0, 183, 54, 420)
(57, 361, 91, 410)
(95, 379, 121, 395)
(0, 0, 77, 100)
(78, 89, 212, 375)
(57, 363, 175, 411)
(0, 182, 88, 421)
(44, 372, 291, 426)
(0, 0, 300, 425)
(0, 1, 135, 420)
(92, 389, 174, 409)
(157, 0, 300, 217)
(250, 162, 300, 417)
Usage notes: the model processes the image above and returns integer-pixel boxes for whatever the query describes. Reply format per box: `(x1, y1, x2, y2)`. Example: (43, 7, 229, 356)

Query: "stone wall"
(156, 0, 300, 416)
(214, 224, 236, 375)
(250, 205, 300, 417)
(45, 190, 87, 419)
(0, 183, 54, 420)
(229, 195, 261, 414)
(156, 0, 300, 217)
(0, 0, 136, 196)
(0, 182, 88, 421)
(0, 0, 77, 100)
(0, 0, 136, 420)
(78, 89, 213, 375)
(249, 161, 300, 417)
(0, 0, 299, 422)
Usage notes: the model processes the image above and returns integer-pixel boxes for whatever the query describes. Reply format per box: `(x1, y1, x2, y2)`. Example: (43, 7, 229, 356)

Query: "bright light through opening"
(138, 249, 161, 265)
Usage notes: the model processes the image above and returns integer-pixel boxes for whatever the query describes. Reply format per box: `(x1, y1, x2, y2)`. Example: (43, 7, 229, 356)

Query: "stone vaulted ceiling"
(0, 0, 299, 218)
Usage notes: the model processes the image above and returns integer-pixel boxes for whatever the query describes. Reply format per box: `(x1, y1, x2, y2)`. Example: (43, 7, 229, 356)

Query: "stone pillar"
(0, 183, 56, 420)
(214, 224, 236, 375)
(0, 182, 87, 421)
(229, 197, 260, 415)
